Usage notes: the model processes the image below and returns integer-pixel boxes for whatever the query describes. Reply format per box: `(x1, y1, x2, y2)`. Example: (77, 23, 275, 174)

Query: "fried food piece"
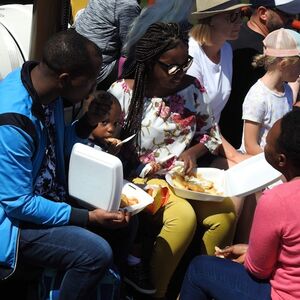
(171, 172, 221, 195)
(120, 194, 139, 208)
(171, 173, 187, 189)
(105, 137, 122, 146)
(186, 182, 204, 192)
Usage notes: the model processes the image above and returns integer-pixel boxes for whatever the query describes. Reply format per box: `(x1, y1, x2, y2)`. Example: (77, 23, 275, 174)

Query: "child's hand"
(105, 138, 122, 155)
(148, 162, 162, 176)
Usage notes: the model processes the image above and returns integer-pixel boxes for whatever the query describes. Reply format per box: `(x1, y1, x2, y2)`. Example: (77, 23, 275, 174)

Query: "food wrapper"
(144, 184, 170, 215)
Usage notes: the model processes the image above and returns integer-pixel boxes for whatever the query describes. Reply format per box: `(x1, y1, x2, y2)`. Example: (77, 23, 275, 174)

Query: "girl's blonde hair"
(189, 18, 213, 46)
(252, 54, 299, 70)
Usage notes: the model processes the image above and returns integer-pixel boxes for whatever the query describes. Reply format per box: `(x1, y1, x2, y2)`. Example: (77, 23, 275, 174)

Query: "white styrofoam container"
(121, 181, 154, 215)
(68, 143, 154, 214)
(165, 153, 282, 202)
(69, 143, 123, 211)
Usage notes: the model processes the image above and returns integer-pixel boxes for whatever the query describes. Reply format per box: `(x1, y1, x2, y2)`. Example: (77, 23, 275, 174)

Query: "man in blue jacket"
(0, 29, 132, 299)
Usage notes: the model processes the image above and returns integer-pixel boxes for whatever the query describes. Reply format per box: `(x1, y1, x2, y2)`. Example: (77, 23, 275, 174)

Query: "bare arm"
(218, 136, 250, 164)
(243, 120, 263, 155)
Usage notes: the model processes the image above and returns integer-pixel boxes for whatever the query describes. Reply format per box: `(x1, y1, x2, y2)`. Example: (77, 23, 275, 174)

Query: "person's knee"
(187, 255, 219, 280)
(202, 212, 236, 254)
(94, 238, 113, 270)
(203, 211, 236, 230)
(165, 200, 197, 234)
(82, 235, 113, 272)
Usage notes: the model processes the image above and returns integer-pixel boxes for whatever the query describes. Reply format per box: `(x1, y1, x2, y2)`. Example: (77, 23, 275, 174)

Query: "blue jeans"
(180, 256, 271, 300)
(18, 219, 137, 300)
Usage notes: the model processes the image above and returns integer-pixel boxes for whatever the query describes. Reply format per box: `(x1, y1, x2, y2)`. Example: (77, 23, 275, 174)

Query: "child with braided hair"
(108, 22, 244, 299)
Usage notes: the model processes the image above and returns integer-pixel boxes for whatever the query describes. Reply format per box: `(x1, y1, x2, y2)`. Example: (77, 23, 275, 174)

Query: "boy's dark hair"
(94, 90, 120, 110)
(121, 22, 188, 139)
(42, 29, 102, 76)
(277, 108, 300, 169)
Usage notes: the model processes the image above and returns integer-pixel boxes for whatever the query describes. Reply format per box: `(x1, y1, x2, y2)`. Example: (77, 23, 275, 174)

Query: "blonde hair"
(189, 18, 213, 45)
(252, 54, 299, 70)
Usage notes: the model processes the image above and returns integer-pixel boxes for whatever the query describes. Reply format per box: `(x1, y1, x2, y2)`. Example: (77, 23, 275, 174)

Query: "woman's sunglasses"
(157, 55, 193, 76)
(226, 10, 244, 23)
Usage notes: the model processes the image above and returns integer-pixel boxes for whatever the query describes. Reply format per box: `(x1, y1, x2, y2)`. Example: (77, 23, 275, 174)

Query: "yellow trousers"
(134, 178, 236, 298)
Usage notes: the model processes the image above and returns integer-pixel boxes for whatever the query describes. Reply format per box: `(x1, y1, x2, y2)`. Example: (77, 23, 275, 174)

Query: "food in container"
(68, 143, 153, 214)
(166, 153, 282, 202)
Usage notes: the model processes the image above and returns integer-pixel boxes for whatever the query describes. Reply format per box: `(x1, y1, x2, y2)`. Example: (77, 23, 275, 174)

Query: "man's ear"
(58, 73, 71, 89)
(278, 153, 287, 167)
(258, 6, 268, 22)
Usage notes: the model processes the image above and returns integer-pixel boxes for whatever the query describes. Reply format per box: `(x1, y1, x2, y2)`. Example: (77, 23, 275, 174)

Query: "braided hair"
(277, 108, 300, 170)
(121, 22, 188, 140)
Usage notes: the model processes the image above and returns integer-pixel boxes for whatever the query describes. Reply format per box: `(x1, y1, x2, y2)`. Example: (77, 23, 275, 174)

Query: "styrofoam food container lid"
(165, 153, 282, 202)
(68, 143, 123, 211)
(68, 143, 154, 214)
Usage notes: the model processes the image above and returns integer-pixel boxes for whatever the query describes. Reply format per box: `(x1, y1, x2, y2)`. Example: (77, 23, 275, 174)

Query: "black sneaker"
(124, 262, 156, 295)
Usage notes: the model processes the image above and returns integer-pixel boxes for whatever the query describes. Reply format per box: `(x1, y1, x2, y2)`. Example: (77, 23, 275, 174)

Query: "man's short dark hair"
(277, 108, 300, 169)
(42, 29, 102, 76)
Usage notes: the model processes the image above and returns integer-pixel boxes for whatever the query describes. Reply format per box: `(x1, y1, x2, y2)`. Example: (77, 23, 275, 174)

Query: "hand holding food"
(178, 148, 198, 174)
(214, 244, 248, 264)
(104, 138, 122, 155)
(105, 137, 122, 146)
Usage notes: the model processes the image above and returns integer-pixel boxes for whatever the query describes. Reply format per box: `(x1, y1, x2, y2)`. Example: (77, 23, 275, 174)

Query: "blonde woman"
(187, 0, 251, 236)
(188, 0, 250, 124)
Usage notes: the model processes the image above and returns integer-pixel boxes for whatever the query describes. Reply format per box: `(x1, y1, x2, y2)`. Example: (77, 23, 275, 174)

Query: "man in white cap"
(219, 0, 300, 148)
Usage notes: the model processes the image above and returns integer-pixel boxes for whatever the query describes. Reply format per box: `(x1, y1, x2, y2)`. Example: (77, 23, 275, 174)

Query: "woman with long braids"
(108, 22, 244, 299)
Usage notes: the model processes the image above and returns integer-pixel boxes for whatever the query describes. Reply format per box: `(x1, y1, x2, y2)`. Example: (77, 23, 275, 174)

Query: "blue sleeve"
(0, 125, 72, 225)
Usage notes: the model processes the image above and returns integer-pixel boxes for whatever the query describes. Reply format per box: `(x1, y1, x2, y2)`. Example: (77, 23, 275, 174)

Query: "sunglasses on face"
(157, 55, 194, 76)
(226, 10, 244, 23)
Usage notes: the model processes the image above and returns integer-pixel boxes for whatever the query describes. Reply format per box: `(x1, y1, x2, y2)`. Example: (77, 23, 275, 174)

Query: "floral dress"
(108, 79, 222, 175)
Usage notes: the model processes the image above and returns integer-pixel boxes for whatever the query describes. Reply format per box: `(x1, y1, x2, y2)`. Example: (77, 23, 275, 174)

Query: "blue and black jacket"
(0, 62, 93, 279)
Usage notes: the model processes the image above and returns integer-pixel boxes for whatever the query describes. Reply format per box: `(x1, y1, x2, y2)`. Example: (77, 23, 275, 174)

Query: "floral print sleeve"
(108, 79, 221, 175)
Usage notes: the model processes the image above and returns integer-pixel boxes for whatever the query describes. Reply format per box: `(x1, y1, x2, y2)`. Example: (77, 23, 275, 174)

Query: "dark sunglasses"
(157, 55, 193, 76)
(226, 10, 244, 23)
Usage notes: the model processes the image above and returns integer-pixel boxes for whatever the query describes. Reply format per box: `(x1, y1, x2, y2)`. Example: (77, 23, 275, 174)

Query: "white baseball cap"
(250, 0, 300, 15)
(263, 28, 300, 57)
